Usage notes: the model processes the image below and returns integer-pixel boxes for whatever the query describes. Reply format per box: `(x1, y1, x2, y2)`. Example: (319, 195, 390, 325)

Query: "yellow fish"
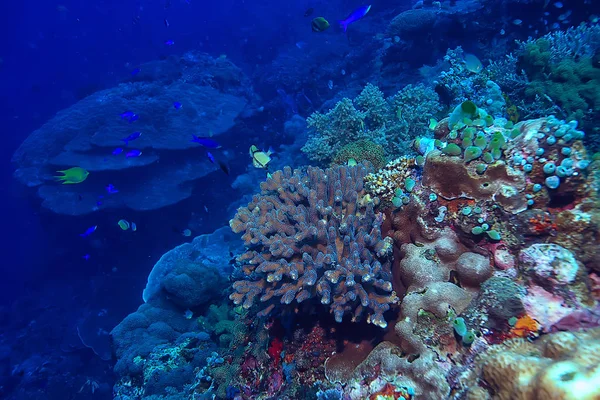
(249, 145, 274, 169)
(54, 167, 89, 184)
(311, 17, 330, 32)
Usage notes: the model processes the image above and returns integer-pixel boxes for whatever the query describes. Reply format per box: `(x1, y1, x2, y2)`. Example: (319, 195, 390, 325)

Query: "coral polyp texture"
(302, 83, 441, 163)
(229, 163, 397, 328)
(469, 328, 600, 400)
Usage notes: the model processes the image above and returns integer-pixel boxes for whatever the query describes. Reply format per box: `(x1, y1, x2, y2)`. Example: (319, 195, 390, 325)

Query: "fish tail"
(339, 20, 349, 32)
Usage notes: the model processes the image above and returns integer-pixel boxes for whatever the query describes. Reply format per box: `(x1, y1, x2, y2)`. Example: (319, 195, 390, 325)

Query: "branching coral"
(515, 23, 600, 150)
(229, 164, 397, 328)
(302, 83, 441, 163)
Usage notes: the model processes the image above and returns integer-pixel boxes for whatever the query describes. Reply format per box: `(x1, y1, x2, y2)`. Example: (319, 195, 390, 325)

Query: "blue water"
(1, 0, 599, 398)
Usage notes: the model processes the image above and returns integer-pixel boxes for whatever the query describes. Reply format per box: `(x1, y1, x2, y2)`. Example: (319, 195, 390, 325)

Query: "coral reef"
(332, 139, 386, 170)
(229, 163, 397, 328)
(515, 23, 600, 150)
(12, 52, 258, 215)
(142, 226, 241, 307)
(302, 83, 441, 163)
(468, 328, 600, 400)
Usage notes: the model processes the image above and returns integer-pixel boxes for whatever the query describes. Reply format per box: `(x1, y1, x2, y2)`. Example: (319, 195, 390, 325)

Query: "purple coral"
(229, 164, 396, 328)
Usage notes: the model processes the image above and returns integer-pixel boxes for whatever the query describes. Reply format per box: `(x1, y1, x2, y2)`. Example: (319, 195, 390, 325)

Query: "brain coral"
(229, 164, 397, 328)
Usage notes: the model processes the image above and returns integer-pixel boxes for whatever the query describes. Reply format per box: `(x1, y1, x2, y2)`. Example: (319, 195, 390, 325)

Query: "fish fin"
(339, 20, 349, 33)
(267, 146, 276, 156)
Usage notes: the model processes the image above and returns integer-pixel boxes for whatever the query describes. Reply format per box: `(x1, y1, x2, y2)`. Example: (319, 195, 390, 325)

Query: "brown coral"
(229, 164, 397, 328)
(471, 328, 600, 400)
(332, 139, 386, 170)
(422, 150, 528, 214)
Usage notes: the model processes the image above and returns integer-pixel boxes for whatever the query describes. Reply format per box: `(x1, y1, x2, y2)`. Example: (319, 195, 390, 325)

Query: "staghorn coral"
(229, 163, 397, 328)
(332, 139, 386, 170)
(470, 328, 600, 400)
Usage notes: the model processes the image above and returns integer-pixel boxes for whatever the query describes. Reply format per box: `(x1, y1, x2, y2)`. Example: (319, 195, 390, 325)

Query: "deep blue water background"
(1, 1, 381, 396)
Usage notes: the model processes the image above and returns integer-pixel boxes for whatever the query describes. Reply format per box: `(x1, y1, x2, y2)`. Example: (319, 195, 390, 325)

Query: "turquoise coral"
(302, 83, 442, 163)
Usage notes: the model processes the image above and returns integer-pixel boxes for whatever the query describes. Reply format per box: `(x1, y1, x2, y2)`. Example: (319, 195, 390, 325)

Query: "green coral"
(302, 83, 442, 162)
(197, 303, 247, 349)
(332, 139, 386, 169)
(517, 25, 600, 149)
(303, 98, 370, 162)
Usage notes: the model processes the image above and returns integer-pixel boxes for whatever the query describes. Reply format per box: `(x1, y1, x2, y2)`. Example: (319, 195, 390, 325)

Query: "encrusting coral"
(332, 139, 387, 170)
(469, 328, 600, 400)
(229, 163, 398, 328)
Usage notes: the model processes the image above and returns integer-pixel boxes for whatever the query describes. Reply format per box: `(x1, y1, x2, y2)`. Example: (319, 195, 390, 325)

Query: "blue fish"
(173, 101, 182, 109)
(207, 152, 215, 164)
(106, 184, 119, 194)
(126, 149, 143, 158)
(190, 135, 221, 149)
(80, 225, 97, 237)
(339, 5, 371, 32)
(165, 40, 175, 46)
(82, 254, 90, 261)
(121, 131, 142, 146)
(128, 114, 139, 123)
(131, 68, 141, 76)
(120, 110, 135, 119)
(112, 147, 124, 155)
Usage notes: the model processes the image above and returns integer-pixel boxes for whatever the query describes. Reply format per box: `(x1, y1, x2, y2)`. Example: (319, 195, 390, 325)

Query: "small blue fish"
(190, 135, 221, 148)
(126, 149, 143, 158)
(106, 184, 118, 194)
(207, 152, 215, 163)
(131, 68, 141, 76)
(554, 2, 563, 8)
(120, 110, 135, 119)
(121, 131, 142, 145)
(80, 225, 97, 237)
(173, 101, 182, 109)
(112, 147, 124, 155)
(128, 114, 139, 123)
(339, 5, 371, 32)
(82, 254, 90, 261)
(165, 40, 175, 46)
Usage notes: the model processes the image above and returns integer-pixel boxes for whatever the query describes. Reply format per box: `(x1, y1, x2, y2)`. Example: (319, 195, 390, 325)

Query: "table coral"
(229, 164, 397, 328)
